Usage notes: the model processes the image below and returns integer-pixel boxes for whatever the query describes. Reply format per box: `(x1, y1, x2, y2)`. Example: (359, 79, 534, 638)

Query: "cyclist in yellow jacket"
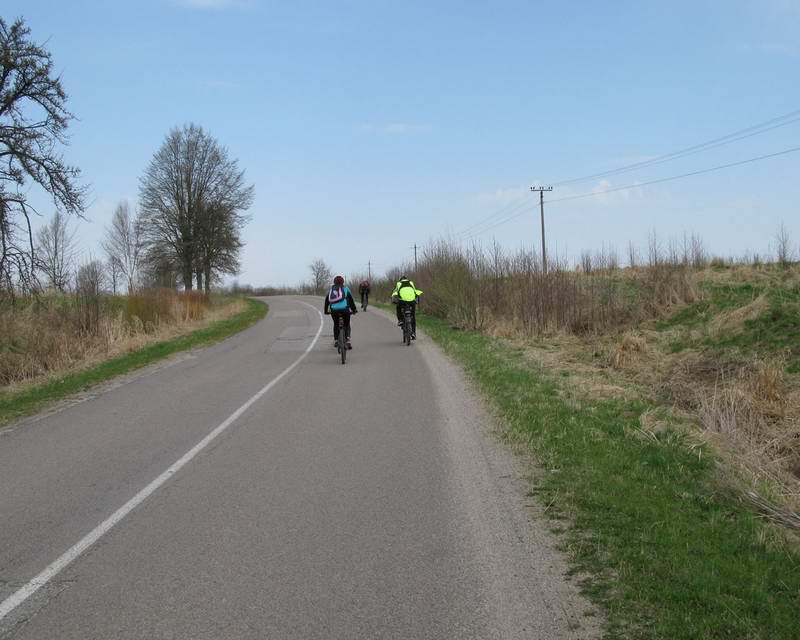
(391, 276, 423, 339)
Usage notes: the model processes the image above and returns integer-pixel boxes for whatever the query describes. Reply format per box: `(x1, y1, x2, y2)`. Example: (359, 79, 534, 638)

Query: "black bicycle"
(401, 304, 413, 346)
(336, 315, 347, 364)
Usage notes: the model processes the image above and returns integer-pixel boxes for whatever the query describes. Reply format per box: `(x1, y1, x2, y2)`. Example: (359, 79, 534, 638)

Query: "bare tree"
(647, 230, 662, 268)
(139, 124, 253, 291)
(774, 222, 792, 269)
(106, 256, 121, 295)
(579, 250, 593, 274)
(0, 18, 86, 296)
(74, 258, 106, 335)
(36, 211, 78, 292)
(141, 249, 180, 289)
(690, 233, 707, 269)
(102, 201, 143, 293)
(309, 258, 332, 294)
(627, 241, 639, 269)
(194, 200, 252, 294)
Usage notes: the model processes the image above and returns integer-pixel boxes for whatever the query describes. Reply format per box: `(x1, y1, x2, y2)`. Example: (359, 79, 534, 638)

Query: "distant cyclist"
(358, 279, 371, 311)
(324, 275, 358, 349)
(391, 275, 423, 339)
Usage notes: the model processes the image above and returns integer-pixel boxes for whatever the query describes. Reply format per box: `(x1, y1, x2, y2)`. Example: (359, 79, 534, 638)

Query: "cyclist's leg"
(344, 312, 352, 339)
(396, 302, 403, 324)
(331, 312, 340, 342)
(411, 303, 417, 335)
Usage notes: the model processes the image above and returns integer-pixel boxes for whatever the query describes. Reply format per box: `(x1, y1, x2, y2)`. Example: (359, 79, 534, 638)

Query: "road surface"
(0, 296, 599, 639)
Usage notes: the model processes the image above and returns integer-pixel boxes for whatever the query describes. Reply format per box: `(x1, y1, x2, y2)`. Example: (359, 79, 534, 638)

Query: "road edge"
(0, 298, 268, 429)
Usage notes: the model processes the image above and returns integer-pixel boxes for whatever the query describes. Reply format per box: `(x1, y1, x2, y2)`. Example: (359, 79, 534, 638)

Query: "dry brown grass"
(505, 300, 800, 528)
(0, 292, 245, 393)
(610, 332, 647, 369)
(709, 293, 769, 336)
(374, 239, 800, 528)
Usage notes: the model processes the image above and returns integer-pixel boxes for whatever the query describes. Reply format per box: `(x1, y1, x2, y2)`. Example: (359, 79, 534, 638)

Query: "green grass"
(656, 284, 762, 331)
(418, 312, 800, 639)
(0, 298, 267, 426)
(655, 282, 800, 372)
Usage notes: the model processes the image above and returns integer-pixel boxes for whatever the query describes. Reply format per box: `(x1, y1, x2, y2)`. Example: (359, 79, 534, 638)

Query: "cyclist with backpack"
(324, 275, 358, 349)
(391, 275, 423, 339)
(358, 279, 371, 311)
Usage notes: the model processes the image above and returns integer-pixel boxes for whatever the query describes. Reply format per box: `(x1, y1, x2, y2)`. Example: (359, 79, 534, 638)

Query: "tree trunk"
(204, 265, 211, 294)
(183, 267, 193, 291)
(196, 270, 203, 291)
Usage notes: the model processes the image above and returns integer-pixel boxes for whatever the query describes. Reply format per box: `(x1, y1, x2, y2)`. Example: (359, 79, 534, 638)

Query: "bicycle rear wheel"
(339, 318, 347, 364)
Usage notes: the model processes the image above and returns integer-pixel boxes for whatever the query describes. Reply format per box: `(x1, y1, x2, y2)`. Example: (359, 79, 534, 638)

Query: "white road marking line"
(0, 301, 324, 623)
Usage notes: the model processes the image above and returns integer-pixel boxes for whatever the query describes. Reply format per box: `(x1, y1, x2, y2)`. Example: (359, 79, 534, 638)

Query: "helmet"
(399, 275, 409, 281)
(333, 275, 344, 286)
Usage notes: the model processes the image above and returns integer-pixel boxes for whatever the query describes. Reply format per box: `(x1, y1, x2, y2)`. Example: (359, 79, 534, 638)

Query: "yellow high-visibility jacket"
(392, 280, 423, 302)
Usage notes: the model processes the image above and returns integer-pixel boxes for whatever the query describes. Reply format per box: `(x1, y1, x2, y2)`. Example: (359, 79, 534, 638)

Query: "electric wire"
(454, 196, 531, 238)
(549, 108, 800, 187)
(453, 108, 800, 240)
(463, 145, 800, 240)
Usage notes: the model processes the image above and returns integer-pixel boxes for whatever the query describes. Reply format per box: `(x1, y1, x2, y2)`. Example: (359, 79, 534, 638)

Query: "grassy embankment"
(374, 251, 799, 638)
(418, 309, 799, 639)
(0, 297, 266, 425)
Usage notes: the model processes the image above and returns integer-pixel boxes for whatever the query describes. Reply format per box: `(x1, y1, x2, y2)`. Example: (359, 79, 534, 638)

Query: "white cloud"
(473, 185, 529, 204)
(588, 179, 643, 203)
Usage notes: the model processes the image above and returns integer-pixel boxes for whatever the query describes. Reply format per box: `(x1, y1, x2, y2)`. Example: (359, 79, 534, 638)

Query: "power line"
(453, 107, 800, 239)
(463, 145, 800, 239)
(454, 193, 531, 238)
(546, 145, 800, 204)
(550, 108, 800, 187)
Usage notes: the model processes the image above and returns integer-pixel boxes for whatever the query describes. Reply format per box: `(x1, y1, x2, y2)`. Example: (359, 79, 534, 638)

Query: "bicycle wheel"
(403, 310, 411, 346)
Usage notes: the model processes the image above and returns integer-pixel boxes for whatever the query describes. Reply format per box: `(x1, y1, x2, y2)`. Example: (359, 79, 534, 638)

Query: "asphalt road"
(0, 296, 598, 639)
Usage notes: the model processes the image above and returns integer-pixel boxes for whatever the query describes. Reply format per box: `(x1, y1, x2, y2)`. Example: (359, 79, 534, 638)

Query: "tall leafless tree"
(138, 124, 253, 291)
(194, 202, 248, 293)
(309, 258, 332, 294)
(0, 18, 86, 297)
(74, 257, 106, 335)
(102, 201, 143, 293)
(774, 222, 793, 269)
(106, 256, 121, 295)
(36, 211, 78, 292)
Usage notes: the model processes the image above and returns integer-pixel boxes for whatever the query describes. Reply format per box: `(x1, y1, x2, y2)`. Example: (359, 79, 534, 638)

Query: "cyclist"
(324, 275, 358, 349)
(358, 279, 371, 310)
(391, 275, 423, 339)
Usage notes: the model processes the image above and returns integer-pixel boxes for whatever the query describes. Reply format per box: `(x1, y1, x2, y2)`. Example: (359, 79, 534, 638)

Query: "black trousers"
(396, 301, 416, 333)
(360, 290, 369, 307)
(331, 311, 351, 340)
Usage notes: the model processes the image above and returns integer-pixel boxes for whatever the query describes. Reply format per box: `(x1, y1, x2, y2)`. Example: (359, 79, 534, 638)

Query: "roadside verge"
(0, 298, 267, 427)
(416, 312, 800, 639)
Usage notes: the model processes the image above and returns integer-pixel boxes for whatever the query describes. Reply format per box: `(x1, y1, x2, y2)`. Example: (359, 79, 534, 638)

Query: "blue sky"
(7, 0, 800, 285)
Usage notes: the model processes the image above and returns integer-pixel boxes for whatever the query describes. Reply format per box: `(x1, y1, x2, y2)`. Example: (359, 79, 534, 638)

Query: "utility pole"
(368, 261, 372, 280)
(413, 244, 418, 273)
(530, 186, 553, 273)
